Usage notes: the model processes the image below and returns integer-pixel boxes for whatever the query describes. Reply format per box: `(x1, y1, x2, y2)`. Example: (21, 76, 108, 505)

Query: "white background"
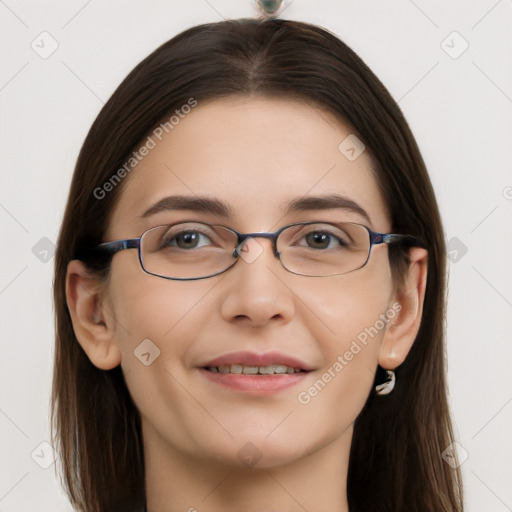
(1, 1, 511, 511)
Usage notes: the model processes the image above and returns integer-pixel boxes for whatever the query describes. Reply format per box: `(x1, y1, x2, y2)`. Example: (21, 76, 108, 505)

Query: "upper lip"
(201, 350, 313, 371)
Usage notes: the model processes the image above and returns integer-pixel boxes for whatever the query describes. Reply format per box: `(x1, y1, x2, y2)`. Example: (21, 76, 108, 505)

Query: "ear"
(66, 260, 122, 370)
(379, 247, 428, 370)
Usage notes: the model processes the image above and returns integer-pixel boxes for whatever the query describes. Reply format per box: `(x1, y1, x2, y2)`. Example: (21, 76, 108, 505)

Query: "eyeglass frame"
(88, 220, 426, 281)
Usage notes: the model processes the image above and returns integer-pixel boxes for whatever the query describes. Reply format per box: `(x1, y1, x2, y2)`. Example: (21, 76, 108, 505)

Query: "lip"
(199, 368, 309, 395)
(200, 350, 313, 371)
(198, 350, 313, 395)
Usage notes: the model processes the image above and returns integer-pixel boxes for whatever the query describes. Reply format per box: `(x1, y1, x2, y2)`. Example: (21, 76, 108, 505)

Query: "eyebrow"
(141, 193, 372, 225)
(286, 194, 372, 225)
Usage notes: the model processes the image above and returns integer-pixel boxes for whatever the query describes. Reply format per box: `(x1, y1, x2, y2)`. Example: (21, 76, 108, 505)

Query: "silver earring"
(255, 0, 285, 17)
(375, 370, 396, 395)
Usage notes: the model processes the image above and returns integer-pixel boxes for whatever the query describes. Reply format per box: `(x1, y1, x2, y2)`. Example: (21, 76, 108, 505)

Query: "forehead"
(109, 96, 389, 236)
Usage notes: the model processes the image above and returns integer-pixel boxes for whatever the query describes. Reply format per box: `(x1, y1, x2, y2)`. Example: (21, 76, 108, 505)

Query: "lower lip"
(199, 368, 309, 394)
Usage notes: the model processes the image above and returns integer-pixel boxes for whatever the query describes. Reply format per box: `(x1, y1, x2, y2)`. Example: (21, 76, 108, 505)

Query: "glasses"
(90, 220, 426, 281)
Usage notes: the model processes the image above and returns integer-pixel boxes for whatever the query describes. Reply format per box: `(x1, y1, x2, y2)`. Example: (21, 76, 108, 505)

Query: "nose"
(219, 236, 296, 328)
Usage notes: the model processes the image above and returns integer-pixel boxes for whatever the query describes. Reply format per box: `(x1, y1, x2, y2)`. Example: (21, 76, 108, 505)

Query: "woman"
(52, 17, 463, 512)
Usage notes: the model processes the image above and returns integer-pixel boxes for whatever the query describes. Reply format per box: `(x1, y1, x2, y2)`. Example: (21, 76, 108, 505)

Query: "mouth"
(204, 364, 306, 375)
(198, 350, 313, 394)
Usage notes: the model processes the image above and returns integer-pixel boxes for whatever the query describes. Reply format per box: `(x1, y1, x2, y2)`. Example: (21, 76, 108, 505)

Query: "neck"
(143, 420, 351, 512)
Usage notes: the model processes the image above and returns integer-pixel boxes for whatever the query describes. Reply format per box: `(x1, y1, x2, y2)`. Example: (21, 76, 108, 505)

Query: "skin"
(66, 97, 428, 512)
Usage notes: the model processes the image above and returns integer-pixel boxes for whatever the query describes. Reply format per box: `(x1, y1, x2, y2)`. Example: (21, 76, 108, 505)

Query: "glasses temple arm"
(381, 233, 426, 248)
(78, 238, 140, 260)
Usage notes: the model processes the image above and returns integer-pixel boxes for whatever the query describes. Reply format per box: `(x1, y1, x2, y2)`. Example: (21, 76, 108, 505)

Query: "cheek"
(107, 251, 215, 350)
(291, 252, 394, 415)
(299, 248, 393, 355)
(105, 262, 210, 408)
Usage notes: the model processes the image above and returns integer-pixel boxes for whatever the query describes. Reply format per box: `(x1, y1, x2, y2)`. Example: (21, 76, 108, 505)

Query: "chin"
(203, 431, 317, 470)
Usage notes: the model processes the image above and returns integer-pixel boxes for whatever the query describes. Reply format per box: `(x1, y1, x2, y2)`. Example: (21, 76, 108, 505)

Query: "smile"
(205, 364, 305, 375)
(198, 350, 313, 394)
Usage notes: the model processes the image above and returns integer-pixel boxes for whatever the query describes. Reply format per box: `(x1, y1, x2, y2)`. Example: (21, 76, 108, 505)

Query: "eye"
(303, 231, 348, 249)
(290, 224, 352, 250)
(166, 231, 210, 249)
(304, 232, 342, 249)
(159, 224, 217, 250)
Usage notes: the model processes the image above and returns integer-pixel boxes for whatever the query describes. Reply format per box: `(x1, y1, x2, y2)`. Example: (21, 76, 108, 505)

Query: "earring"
(375, 370, 396, 395)
(255, 0, 285, 17)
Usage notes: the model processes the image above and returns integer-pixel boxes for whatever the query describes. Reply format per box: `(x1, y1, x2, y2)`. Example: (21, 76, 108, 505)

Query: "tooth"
(230, 364, 243, 374)
(242, 365, 259, 374)
(210, 364, 302, 375)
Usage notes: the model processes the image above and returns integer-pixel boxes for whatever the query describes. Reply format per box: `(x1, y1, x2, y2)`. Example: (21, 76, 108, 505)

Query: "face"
(98, 97, 398, 469)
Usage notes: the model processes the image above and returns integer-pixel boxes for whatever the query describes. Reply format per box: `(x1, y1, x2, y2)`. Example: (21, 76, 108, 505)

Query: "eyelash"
(159, 226, 350, 251)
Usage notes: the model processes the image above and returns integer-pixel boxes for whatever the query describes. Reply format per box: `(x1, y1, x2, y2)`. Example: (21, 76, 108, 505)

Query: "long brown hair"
(52, 18, 463, 512)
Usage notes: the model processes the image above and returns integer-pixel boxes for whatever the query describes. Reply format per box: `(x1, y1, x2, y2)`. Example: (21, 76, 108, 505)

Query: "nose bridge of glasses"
(233, 231, 280, 259)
